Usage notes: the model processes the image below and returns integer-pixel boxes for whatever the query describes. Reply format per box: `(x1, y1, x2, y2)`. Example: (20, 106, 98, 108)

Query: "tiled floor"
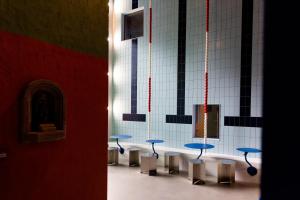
(108, 163, 260, 200)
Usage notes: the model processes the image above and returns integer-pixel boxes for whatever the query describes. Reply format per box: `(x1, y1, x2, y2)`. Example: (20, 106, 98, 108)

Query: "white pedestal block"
(218, 159, 235, 184)
(140, 153, 157, 175)
(164, 152, 180, 174)
(128, 148, 140, 167)
(108, 147, 119, 165)
(188, 159, 206, 185)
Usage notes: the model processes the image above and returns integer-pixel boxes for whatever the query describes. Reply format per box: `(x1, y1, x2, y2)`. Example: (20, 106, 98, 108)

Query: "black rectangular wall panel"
(166, 0, 192, 124)
(131, 39, 138, 114)
(132, 0, 138, 9)
(240, 0, 253, 117)
(224, 0, 262, 127)
(122, 0, 146, 122)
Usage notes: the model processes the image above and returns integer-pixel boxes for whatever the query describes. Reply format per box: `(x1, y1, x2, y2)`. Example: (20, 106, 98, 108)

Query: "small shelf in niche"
(21, 80, 66, 143)
(121, 7, 144, 41)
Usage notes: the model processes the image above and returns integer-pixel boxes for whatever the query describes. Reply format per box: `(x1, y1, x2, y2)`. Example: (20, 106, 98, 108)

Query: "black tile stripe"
(131, 39, 138, 114)
(132, 0, 138, 9)
(224, 116, 263, 127)
(224, 0, 262, 127)
(177, 0, 187, 116)
(166, 0, 192, 124)
(123, 113, 146, 122)
(123, 0, 146, 122)
(166, 115, 192, 124)
(240, 0, 253, 117)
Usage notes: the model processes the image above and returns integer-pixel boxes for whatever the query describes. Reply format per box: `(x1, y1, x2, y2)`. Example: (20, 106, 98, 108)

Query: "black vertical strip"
(240, 0, 253, 117)
(166, 0, 192, 124)
(131, 39, 138, 114)
(224, 0, 262, 127)
(123, 0, 146, 122)
(132, 0, 138, 9)
(261, 1, 299, 199)
(177, 0, 187, 116)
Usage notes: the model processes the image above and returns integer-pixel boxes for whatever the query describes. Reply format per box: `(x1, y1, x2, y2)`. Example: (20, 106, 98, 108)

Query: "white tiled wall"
(110, 0, 263, 158)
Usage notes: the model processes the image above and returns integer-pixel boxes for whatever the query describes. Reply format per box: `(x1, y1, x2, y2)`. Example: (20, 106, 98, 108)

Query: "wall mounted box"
(121, 7, 144, 41)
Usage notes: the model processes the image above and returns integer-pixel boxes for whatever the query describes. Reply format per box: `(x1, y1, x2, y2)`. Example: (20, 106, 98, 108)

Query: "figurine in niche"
(38, 94, 49, 122)
(32, 92, 57, 132)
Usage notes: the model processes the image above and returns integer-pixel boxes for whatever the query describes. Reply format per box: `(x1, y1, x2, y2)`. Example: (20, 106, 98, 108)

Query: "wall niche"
(22, 80, 66, 143)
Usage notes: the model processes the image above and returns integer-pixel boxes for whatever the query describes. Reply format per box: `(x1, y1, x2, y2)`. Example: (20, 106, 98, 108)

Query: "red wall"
(0, 30, 107, 200)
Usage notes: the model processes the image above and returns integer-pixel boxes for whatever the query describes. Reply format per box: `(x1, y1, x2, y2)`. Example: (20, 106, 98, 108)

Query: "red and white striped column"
(204, 0, 209, 144)
(147, 0, 153, 139)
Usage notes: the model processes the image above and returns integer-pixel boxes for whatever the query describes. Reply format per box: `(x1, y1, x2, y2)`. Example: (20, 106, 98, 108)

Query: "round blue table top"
(236, 147, 261, 153)
(146, 139, 164, 144)
(184, 143, 215, 150)
(110, 134, 132, 139)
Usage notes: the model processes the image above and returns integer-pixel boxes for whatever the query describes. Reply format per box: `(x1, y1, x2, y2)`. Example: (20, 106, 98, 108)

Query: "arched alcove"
(22, 80, 66, 143)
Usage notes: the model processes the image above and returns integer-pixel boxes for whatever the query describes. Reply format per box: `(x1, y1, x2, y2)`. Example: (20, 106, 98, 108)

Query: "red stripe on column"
(149, 8, 152, 43)
(148, 77, 152, 112)
(204, 72, 208, 113)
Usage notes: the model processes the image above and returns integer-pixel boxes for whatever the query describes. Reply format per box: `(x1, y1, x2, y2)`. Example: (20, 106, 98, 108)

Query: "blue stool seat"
(145, 139, 164, 159)
(236, 147, 261, 176)
(110, 134, 132, 154)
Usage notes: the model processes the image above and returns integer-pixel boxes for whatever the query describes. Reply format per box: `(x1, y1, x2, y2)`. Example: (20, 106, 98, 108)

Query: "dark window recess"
(193, 105, 220, 139)
(122, 10, 144, 40)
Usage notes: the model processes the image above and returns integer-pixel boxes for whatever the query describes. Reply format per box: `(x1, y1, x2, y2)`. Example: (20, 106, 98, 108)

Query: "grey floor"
(108, 162, 260, 200)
